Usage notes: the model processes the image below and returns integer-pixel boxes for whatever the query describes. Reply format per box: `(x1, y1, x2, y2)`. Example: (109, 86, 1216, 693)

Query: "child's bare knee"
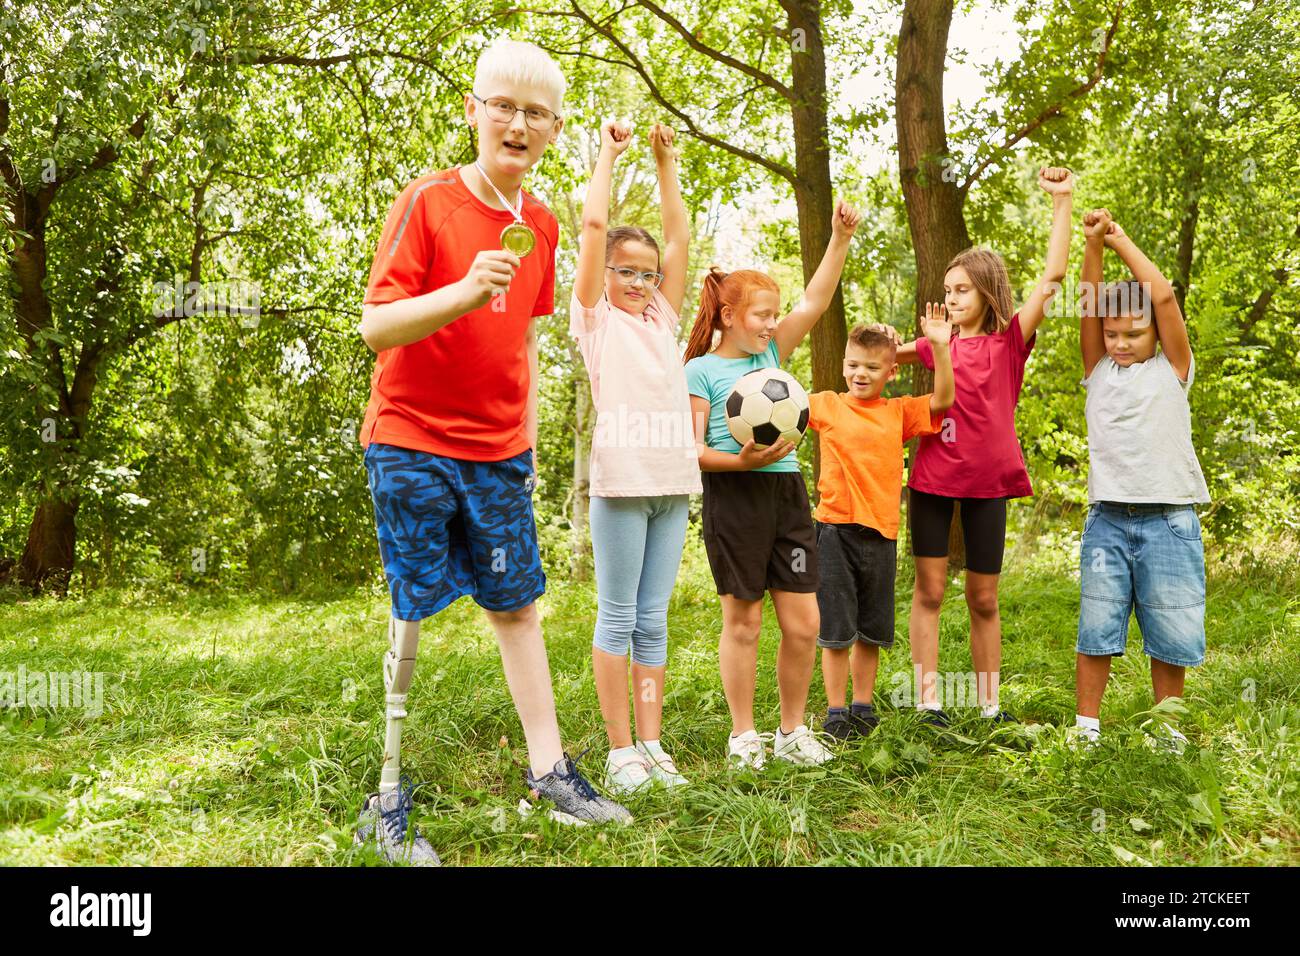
(914, 583, 945, 613)
(965, 588, 999, 619)
(723, 614, 762, 648)
(781, 625, 818, 649)
(484, 602, 538, 629)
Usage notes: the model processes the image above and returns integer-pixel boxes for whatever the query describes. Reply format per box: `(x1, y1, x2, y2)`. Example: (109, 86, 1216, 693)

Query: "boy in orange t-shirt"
(808, 312, 954, 738)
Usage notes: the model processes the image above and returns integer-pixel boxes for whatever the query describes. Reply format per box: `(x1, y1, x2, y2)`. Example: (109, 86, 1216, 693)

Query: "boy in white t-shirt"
(1073, 208, 1210, 752)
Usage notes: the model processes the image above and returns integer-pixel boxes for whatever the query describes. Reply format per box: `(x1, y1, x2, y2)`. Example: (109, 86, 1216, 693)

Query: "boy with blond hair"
(354, 39, 629, 865)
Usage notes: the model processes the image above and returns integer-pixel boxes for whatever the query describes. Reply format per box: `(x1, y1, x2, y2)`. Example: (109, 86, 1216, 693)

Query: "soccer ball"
(725, 368, 810, 449)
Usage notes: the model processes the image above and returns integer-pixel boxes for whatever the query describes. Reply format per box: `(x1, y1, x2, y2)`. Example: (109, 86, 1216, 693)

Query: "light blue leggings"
(589, 494, 689, 667)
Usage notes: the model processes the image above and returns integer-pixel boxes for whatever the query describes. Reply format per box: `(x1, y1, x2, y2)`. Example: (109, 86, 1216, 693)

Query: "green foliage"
(1, 0, 1297, 589)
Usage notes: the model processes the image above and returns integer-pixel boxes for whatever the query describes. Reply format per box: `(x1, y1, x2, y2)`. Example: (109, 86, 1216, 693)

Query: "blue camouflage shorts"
(364, 443, 546, 621)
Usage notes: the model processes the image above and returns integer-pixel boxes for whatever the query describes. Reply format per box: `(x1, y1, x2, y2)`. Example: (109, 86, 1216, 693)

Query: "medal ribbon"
(473, 160, 525, 223)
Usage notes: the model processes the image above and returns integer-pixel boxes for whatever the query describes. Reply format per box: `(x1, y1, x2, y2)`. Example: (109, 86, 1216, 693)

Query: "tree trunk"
(896, 0, 972, 568)
(17, 495, 80, 595)
(896, 0, 972, 342)
(787, 0, 842, 491)
(1172, 146, 1204, 316)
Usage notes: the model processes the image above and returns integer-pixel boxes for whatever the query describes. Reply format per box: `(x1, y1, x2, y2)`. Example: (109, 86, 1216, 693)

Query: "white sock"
(1075, 715, 1100, 732)
(638, 738, 663, 755)
(609, 744, 638, 761)
(918, 701, 943, 712)
(981, 704, 1002, 718)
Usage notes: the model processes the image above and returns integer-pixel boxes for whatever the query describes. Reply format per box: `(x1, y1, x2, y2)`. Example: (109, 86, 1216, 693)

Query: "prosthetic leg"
(380, 616, 420, 793)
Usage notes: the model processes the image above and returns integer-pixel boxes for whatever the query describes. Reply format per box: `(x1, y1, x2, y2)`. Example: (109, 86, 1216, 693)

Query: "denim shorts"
(364, 443, 545, 621)
(1077, 502, 1206, 666)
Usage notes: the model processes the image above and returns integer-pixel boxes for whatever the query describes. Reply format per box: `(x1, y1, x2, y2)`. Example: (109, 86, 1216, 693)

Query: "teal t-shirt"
(684, 340, 800, 473)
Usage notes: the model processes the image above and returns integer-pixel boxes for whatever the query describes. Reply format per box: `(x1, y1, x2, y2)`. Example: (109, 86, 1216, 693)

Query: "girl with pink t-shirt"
(570, 121, 701, 795)
(895, 166, 1075, 727)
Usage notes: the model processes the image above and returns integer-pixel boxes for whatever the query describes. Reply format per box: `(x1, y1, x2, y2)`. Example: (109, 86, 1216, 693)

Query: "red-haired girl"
(684, 201, 861, 768)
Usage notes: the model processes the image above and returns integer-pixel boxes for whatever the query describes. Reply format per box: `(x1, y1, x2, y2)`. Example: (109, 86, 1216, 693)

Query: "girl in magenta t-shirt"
(895, 166, 1075, 726)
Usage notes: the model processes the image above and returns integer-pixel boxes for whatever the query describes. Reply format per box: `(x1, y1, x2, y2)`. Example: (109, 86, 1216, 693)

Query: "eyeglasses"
(606, 266, 665, 289)
(471, 93, 561, 131)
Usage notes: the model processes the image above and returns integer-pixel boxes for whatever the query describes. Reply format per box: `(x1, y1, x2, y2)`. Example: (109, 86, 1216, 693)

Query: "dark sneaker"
(822, 710, 854, 740)
(984, 710, 1020, 724)
(918, 708, 951, 729)
(519, 752, 633, 826)
(354, 777, 441, 866)
(848, 705, 880, 737)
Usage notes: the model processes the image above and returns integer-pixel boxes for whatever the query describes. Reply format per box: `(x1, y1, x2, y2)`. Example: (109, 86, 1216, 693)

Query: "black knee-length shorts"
(701, 470, 819, 600)
(908, 488, 1009, 574)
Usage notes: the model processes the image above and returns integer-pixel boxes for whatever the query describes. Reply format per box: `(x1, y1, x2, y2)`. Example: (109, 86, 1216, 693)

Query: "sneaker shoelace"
(559, 749, 601, 801)
(788, 728, 833, 758)
(735, 732, 773, 761)
(378, 775, 424, 843)
(648, 751, 679, 775)
(610, 750, 652, 780)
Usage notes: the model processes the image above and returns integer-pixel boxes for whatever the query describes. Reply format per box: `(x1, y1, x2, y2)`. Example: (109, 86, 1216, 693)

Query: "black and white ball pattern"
(725, 368, 811, 449)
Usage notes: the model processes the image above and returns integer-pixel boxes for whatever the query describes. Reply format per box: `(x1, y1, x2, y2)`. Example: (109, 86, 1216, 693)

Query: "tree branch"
(553, 1, 797, 184)
(959, 2, 1125, 197)
(226, 46, 464, 98)
(633, 0, 793, 102)
(55, 103, 161, 189)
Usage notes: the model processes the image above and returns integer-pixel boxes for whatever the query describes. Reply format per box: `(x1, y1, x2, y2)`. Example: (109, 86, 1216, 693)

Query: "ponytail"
(684, 267, 727, 362)
(683, 266, 781, 363)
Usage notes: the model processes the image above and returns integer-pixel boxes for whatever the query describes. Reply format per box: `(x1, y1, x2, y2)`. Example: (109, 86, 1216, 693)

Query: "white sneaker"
(1067, 725, 1101, 751)
(773, 724, 835, 766)
(605, 747, 654, 795)
(728, 729, 772, 770)
(1141, 720, 1189, 754)
(636, 741, 688, 788)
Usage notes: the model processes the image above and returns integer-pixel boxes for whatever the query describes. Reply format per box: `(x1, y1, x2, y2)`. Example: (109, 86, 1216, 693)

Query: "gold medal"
(501, 221, 536, 258)
(474, 160, 535, 259)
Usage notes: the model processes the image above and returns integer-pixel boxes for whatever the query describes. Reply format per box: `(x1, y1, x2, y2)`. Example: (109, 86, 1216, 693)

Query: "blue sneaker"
(354, 777, 441, 866)
(518, 752, 633, 825)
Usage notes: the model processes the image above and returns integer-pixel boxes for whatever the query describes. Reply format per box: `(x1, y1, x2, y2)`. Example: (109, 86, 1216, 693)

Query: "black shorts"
(815, 521, 897, 649)
(908, 488, 1008, 574)
(701, 470, 819, 600)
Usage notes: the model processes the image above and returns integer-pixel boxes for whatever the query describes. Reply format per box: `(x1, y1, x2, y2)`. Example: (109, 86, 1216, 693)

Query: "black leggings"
(908, 488, 1008, 574)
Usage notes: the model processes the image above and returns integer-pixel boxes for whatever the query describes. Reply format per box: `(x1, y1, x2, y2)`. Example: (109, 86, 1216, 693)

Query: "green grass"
(1, 539, 1297, 866)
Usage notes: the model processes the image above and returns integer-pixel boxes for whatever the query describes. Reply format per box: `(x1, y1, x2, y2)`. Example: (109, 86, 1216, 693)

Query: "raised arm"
(1079, 208, 1110, 377)
(920, 305, 954, 414)
(651, 124, 690, 316)
(774, 200, 861, 363)
(1105, 222, 1192, 380)
(574, 121, 632, 310)
(1017, 166, 1074, 342)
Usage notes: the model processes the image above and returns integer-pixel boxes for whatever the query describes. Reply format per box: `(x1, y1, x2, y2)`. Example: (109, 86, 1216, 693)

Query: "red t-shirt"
(360, 166, 558, 460)
(910, 317, 1035, 499)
